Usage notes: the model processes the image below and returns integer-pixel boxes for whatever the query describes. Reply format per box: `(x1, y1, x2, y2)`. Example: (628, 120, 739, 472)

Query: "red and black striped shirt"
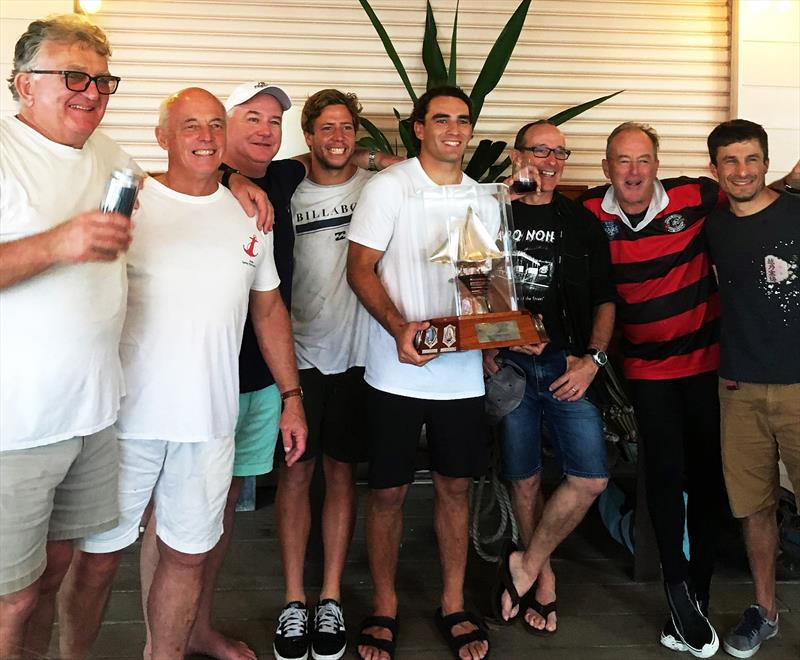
(581, 177, 725, 380)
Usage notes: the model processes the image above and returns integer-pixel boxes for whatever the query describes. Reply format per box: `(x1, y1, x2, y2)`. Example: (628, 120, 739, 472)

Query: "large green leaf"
(423, 1, 448, 90)
(548, 90, 624, 125)
(359, 116, 394, 155)
(469, 0, 531, 122)
(394, 109, 418, 157)
(482, 156, 512, 183)
(464, 139, 507, 180)
(358, 0, 417, 103)
(448, 0, 459, 85)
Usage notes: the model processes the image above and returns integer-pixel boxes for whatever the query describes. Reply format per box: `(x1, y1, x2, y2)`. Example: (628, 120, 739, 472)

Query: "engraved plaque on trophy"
(412, 183, 547, 355)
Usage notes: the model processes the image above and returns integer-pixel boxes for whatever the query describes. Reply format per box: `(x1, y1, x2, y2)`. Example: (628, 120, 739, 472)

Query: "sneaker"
(723, 605, 778, 658)
(311, 598, 347, 660)
(274, 601, 309, 660)
(664, 581, 719, 658)
(661, 616, 689, 652)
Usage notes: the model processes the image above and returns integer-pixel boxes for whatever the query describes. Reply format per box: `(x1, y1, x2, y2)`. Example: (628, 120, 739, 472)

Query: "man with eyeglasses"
(489, 121, 614, 636)
(0, 14, 134, 658)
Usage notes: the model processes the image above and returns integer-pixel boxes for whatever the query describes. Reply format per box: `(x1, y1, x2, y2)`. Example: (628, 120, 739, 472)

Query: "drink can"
(100, 168, 140, 218)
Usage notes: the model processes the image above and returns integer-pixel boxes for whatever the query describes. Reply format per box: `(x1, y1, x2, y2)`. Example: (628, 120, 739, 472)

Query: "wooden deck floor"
(56, 482, 800, 659)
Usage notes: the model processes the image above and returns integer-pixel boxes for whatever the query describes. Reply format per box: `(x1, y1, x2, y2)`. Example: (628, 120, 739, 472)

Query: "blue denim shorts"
(498, 349, 608, 481)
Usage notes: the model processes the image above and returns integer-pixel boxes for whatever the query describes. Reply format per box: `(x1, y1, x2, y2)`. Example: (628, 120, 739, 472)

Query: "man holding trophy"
(347, 85, 491, 660)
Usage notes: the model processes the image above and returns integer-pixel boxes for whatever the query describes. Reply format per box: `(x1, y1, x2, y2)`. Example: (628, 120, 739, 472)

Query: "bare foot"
(500, 550, 536, 621)
(187, 627, 256, 660)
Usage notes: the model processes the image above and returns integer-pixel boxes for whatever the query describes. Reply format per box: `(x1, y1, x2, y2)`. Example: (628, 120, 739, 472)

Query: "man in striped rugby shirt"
(581, 122, 726, 658)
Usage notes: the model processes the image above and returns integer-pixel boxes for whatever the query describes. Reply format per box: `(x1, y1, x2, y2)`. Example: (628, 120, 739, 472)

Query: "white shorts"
(80, 435, 234, 555)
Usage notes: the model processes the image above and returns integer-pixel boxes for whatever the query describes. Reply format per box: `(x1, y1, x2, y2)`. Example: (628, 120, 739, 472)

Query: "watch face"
(590, 349, 608, 366)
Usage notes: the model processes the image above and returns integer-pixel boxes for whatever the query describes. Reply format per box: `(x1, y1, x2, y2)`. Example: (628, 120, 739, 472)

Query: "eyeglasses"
(518, 145, 571, 160)
(27, 70, 120, 95)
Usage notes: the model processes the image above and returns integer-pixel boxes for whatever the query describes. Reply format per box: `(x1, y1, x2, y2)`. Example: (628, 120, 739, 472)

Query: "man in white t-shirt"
(0, 15, 134, 657)
(347, 86, 490, 660)
(57, 88, 308, 660)
(271, 89, 374, 660)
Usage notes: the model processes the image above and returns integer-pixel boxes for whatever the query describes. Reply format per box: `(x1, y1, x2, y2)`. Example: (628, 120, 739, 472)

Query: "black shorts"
(278, 366, 368, 465)
(366, 385, 490, 489)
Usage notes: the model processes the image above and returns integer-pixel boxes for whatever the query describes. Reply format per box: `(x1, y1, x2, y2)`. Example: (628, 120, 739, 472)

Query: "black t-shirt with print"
(705, 193, 800, 383)
(510, 200, 568, 350)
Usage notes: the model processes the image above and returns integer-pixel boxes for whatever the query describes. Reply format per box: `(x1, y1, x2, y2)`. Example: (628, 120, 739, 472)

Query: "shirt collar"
(601, 179, 669, 231)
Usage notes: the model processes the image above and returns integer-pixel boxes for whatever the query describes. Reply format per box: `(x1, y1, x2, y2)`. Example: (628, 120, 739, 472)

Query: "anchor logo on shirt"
(243, 235, 259, 257)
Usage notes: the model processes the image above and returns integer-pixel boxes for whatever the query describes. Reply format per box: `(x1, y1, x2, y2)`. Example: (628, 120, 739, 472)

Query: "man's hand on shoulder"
(49, 210, 133, 264)
(228, 173, 274, 233)
(393, 320, 438, 366)
(279, 396, 308, 467)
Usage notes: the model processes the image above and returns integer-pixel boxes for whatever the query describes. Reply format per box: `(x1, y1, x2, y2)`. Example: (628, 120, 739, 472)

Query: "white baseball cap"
(224, 82, 292, 112)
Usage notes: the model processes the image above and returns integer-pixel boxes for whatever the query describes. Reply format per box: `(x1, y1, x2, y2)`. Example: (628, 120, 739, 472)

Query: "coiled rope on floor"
(469, 428, 517, 563)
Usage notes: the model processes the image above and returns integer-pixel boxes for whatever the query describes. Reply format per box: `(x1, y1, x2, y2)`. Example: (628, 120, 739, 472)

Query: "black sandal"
(521, 589, 558, 637)
(490, 539, 522, 625)
(356, 615, 398, 659)
(435, 608, 490, 659)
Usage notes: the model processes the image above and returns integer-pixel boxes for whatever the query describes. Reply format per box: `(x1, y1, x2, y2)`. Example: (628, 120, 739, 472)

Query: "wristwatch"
(368, 149, 378, 171)
(784, 182, 800, 195)
(586, 348, 608, 368)
(280, 387, 304, 401)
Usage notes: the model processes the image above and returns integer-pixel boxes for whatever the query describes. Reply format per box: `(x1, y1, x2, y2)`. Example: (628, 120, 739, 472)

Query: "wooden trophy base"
(414, 310, 547, 355)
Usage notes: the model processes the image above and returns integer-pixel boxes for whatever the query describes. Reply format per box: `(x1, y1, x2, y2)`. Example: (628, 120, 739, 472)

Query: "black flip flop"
(435, 608, 490, 659)
(521, 589, 558, 637)
(490, 539, 522, 625)
(356, 615, 398, 659)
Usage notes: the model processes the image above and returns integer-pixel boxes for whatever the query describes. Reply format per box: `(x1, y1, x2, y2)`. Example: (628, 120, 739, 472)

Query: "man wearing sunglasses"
(489, 121, 614, 635)
(0, 14, 134, 658)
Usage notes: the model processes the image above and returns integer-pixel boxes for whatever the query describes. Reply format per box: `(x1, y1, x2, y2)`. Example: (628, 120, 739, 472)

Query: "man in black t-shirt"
(706, 119, 800, 659)
(489, 121, 615, 635)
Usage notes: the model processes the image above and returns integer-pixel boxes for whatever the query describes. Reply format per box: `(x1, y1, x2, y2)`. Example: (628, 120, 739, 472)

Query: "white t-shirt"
(0, 117, 134, 451)
(291, 168, 373, 374)
(348, 158, 484, 400)
(117, 178, 279, 442)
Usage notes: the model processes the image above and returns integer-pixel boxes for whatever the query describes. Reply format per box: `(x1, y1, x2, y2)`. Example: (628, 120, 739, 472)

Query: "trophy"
(413, 183, 547, 355)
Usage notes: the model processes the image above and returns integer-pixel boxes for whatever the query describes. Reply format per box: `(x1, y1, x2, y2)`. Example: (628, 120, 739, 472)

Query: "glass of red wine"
(510, 151, 538, 195)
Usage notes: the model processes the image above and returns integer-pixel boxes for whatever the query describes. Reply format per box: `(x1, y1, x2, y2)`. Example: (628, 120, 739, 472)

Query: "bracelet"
(280, 387, 304, 401)
(368, 149, 378, 171)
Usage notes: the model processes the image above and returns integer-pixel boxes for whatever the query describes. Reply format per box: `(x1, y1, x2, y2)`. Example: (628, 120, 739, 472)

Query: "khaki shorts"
(0, 427, 119, 595)
(719, 381, 800, 518)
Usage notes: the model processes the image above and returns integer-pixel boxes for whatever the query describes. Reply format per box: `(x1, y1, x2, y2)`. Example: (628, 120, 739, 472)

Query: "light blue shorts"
(233, 385, 281, 477)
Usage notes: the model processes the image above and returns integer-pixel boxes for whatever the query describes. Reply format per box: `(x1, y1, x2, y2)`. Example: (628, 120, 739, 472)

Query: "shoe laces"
(278, 605, 308, 638)
(315, 601, 344, 634)
(734, 606, 765, 640)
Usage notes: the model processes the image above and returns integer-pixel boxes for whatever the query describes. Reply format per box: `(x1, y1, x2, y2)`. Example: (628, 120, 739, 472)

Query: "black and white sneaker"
(664, 581, 719, 658)
(311, 598, 347, 660)
(274, 601, 309, 660)
(661, 616, 690, 652)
